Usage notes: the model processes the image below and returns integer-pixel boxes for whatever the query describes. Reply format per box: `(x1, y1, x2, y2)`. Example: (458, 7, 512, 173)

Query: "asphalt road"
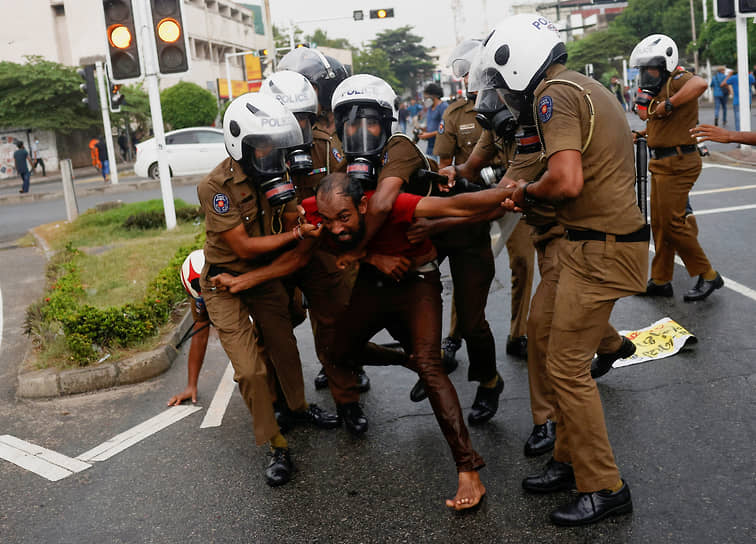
(1, 122, 755, 542)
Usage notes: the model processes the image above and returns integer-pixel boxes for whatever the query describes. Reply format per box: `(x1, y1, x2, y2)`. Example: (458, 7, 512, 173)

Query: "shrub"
(123, 206, 203, 230)
(160, 82, 218, 130)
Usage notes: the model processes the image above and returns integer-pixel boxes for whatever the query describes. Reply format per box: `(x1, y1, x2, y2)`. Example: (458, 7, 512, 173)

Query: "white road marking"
(0, 435, 91, 481)
(77, 405, 201, 463)
(200, 361, 236, 429)
(690, 184, 756, 196)
(702, 163, 756, 173)
(693, 204, 756, 216)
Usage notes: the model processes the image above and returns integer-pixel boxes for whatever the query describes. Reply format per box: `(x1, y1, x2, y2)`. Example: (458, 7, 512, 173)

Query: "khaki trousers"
(505, 220, 535, 338)
(649, 153, 712, 282)
(201, 276, 306, 446)
(548, 237, 647, 492)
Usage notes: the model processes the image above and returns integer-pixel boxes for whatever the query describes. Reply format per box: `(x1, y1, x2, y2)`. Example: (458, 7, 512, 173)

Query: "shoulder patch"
(332, 148, 343, 162)
(438, 120, 445, 135)
(213, 193, 230, 214)
(538, 96, 553, 123)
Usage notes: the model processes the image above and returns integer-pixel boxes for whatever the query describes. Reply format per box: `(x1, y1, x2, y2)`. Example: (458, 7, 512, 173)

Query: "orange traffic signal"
(102, 0, 141, 81)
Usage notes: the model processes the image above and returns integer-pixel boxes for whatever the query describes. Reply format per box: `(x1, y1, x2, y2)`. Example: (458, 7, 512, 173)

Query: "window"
(167, 132, 199, 145)
(195, 131, 225, 144)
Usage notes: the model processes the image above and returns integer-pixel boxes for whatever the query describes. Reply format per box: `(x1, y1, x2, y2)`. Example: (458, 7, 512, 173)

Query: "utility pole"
(689, 0, 699, 75)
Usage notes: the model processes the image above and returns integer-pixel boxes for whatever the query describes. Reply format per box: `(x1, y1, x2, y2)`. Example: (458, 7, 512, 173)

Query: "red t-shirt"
(302, 191, 433, 259)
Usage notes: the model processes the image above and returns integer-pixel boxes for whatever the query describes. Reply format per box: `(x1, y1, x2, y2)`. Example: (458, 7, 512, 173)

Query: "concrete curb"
(16, 308, 193, 399)
(0, 174, 201, 206)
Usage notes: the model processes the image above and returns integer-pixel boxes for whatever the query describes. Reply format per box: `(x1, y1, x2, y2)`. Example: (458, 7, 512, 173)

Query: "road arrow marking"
(0, 434, 91, 482)
(200, 361, 235, 429)
(77, 405, 201, 463)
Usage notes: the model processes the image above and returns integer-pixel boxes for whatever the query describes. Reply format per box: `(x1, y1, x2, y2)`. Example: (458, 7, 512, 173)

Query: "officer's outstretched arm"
(221, 221, 319, 260)
(520, 149, 583, 202)
(210, 236, 319, 294)
(414, 186, 513, 218)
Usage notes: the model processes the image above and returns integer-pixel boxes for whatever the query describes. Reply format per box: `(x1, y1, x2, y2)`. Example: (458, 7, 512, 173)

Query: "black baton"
(634, 135, 648, 224)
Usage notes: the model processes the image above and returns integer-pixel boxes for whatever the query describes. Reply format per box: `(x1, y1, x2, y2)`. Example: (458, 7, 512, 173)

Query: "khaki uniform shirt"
(472, 129, 515, 169)
(534, 64, 644, 235)
(292, 116, 347, 202)
(433, 98, 482, 164)
(379, 134, 429, 186)
(197, 157, 297, 274)
(646, 69, 699, 149)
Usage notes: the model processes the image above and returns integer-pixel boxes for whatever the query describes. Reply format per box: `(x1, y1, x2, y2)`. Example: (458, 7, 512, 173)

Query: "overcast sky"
(267, 0, 542, 52)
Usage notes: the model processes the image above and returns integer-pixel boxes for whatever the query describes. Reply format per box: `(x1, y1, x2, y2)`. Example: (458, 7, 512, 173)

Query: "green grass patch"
(24, 199, 205, 369)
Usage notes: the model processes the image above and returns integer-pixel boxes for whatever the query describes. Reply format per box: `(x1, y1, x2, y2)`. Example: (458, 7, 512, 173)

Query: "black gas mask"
(286, 112, 315, 176)
(639, 65, 669, 97)
(240, 136, 296, 207)
(339, 105, 388, 190)
(474, 89, 518, 141)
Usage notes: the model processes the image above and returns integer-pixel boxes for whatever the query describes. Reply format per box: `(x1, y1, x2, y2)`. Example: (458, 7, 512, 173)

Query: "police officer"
(197, 93, 340, 487)
(479, 14, 649, 525)
(401, 40, 503, 424)
(277, 49, 371, 392)
(630, 34, 723, 302)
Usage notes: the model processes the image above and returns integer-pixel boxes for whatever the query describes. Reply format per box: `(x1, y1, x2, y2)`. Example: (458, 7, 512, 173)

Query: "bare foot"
(445, 470, 486, 510)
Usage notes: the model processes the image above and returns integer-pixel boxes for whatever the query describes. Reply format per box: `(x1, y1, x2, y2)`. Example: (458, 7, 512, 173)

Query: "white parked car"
(134, 127, 227, 179)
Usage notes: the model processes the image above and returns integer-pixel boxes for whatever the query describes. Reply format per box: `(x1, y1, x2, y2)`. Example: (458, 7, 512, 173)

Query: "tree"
(160, 82, 218, 130)
(0, 56, 99, 132)
(353, 48, 401, 90)
(566, 25, 639, 81)
(368, 26, 435, 93)
(304, 28, 353, 50)
(273, 23, 304, 50)
(112, 83, 150, 135)
(698, 18, 756, 68)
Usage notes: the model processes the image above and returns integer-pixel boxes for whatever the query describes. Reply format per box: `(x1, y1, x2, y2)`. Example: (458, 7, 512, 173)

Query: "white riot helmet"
(223, 93, 303, 205)
(447, 39, 483, 79)
(260, 70, 319, 174)
(630, 34, 679, 95)
(331, 74, 397, 187)
(180, 250, 205, 299)
(476, 13, 566, 94)
(630, 34, 678, 73)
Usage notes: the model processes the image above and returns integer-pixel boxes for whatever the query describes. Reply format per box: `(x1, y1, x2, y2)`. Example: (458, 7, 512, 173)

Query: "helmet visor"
(448, 39, 483, 79)
(294, 112, 313, 146)
(342, 117, 386, 156)
(242, 134, 290, 175)
(496, 89, 534, 125)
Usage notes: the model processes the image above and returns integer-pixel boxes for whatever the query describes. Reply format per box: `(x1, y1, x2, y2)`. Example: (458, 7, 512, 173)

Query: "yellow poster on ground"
(614, 317, 698, 368)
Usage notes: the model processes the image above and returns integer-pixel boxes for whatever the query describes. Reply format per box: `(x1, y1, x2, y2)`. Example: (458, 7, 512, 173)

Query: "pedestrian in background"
(416, 83, 447, 160)
(95, 136, 110, 182)
(610, 76, 626, 111)
(710, 66, 729, 126)
(724, 70, 755, 132)
(13, 140, 33, 193)
(30, 138, 46, 176)
(397, 101, 409, 134)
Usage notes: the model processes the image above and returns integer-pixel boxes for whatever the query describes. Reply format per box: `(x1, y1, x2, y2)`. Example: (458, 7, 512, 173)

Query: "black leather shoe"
(356, 369, 371, 393)
(524, 420, 556, 457)
(337, 402, 368, 435)
(506, 335, 528, 359)
(591, 336, 636, 379)
(314, 366, 328, 390)
(289, 403, 341, 429)
(683, 272, 724, 302)
(273, 401, 291, 433)
(409, 379, 427, 403)
(550, 480, 633, 526)
(265, 447, 293, 487)
(467, 375, 504, 425)
(522, 457, 575, 493)
(639, 279, 673, 297)
(441, 336, 461, 371)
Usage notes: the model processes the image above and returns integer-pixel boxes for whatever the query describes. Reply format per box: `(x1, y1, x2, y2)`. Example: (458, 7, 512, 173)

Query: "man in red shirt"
(210, 171, 514, 510)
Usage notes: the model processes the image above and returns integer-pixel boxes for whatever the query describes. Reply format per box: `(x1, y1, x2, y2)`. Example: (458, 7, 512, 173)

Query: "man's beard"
(328, 214, 365, 251)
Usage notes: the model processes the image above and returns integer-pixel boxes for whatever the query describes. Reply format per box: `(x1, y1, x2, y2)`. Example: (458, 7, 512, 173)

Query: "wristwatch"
(664, 98, 674, 113)
(522, 182, 538, 208)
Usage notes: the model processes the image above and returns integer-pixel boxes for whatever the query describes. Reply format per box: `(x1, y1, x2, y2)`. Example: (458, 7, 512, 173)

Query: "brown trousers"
(322, 267, 485, 473)
(436, 232, 498, 383)
(505, 220, 535, 338)
(649, 153, 712, 282)
(548, 238, 647, 492)
(293, 251, 406, 404)
(201, 276, 306, 446)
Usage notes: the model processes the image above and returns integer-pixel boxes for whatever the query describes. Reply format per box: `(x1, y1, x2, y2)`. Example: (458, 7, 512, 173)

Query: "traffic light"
(715, 0, 735, 20)
(258, 48, 269, 57)
(78, 65, 99, 112)
(369, 8, 395, 19)
(103, 0, 142, 82)
(295, 43, 309, 49)
(353, 10, 364, 21)
(149, 0, 190, 75)
(739, 0, 756, 13)
(109, 82, 125, 112)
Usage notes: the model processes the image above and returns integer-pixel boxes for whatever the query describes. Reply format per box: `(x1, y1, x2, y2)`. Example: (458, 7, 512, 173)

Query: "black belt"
(649, 145, 697, 160)
(566, 224, 650, 243)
